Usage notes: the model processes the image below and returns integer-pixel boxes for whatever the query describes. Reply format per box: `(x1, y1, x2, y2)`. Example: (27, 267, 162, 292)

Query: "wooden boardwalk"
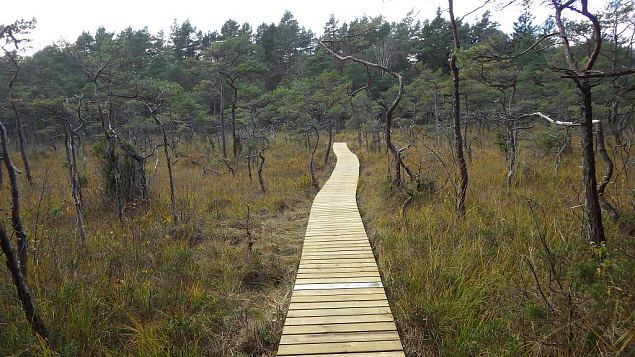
(277, 142, 404, 356)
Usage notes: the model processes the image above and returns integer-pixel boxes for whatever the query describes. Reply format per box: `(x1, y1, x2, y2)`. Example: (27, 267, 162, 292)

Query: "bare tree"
(373, 40, 394, 77)
(349, 65, 372, 146)
(221, 73, 242, 159)
(145, 94, 178, 226)
(256, 135, 269, 193)
(1, 20, 35, 184)
(92, 57, 124, 221)
(247, 106, 270, 193)
(0, 221, 49, 344)
(550, 0, 634, 244)
(319, 38, 405, 187)
(302, 124, 320, 189)
(0, 121, 29, 277)
(595, 122, 619, 219)
(55, 96, 89, 241)
(448, 0, 469, 216)
(218, 76, 228, 157)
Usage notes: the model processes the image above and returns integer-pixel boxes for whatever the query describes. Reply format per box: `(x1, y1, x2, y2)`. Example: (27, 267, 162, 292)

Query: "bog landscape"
(0, 0, 634, 355)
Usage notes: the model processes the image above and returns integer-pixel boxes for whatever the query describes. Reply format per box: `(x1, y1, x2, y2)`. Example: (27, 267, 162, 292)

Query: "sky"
(2, 0, 608, 53)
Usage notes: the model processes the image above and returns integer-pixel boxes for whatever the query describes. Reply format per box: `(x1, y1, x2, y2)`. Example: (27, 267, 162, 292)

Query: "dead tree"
(246, 148, 254, 182)
(319, 39, 405, 187)
(256, 135, 269, 193)
(595, 1, 634, 220)
(145, 95, 178, 226)
(324, 108, 333, 165)
(554, 127, 571, 174)
(0, 121, 29, 277)
(244, 204, 254, 254)
(0, 221, 49, 344)
(1, 22, 34, 184)
(221, 72, 241, 159)
(55, 96, 89, 241)
(550, 0, 634, 244)
(218, 74, 228, 157)
(246, 106, 270, 193)
(6, 58, 32, 184)
(596, 122, 620, 219)
(92, 58, 124, 221)
(449, 0, 469, 216)
(349, 65, 372, 146)
(94, 68, 158, 218)
(302, 124, 320, 189)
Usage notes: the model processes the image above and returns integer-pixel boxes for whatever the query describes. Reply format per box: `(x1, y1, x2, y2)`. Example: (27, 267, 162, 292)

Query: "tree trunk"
(159, 123, 178, 226)
(596, 121, 619, 219)
(580, 84, 605, 244)
(449, 0, 468, 217)
(219, 82, 227, 158)
(324, 118, 333, 165)
(257, 149, 266, 193)
(226, 78, 240, 159)
(0, 121, 29, 277)
(357, 117, 362, 147)
(247, 150, 253, 182)
(384, 108, 401, 187)
(63, 126, 87, 242)
(309, 126, 319, 189)
(0, 222, 49, 343)
(506, 124, 517, 191)
(8, 65, 33, 185)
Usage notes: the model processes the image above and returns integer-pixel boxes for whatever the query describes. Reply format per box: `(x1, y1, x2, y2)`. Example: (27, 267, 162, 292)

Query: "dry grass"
(342, 128, 635, 356)
(0, 136, 334, 356)
(2, 127, 633, 356)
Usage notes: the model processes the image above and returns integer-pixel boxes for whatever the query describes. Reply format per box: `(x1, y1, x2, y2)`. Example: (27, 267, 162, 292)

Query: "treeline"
(2, 5, 629, 141)
(1, 6, 631, 145)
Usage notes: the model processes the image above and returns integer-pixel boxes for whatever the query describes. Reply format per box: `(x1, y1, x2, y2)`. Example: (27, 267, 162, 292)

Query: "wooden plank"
(288, 300, 389, 310)
(303, 239, 369, 244)
(291, 288, 386, 296)
(303, 237, 367, 241)
(303, 241, 366, 245)
(279, 331, 400, 345)
(300, 257, 375, 262)
(302, 242, 369, 247)
(301, 247, 371, 253)
(284, 314, 395, 326)
(277, 340, 403, 355)
(281, 352, 405, 357)
(296, 272, 380, 279)
(302, 250, 373, 256)
(297, 267, 379, 274)
(299, 262, 378, 269)
(291, 293, 388, 303)
(294, 282, 382, 290)
(287, 307, 391, 318)
(300, 255, 375, 261)
(305, 229, 367, 234)
(282, 322, 398, 335)
(295, 277, 381, 284)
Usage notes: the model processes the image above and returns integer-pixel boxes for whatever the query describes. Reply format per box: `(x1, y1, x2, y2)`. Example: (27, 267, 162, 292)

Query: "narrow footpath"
(277, 142, 405, 356)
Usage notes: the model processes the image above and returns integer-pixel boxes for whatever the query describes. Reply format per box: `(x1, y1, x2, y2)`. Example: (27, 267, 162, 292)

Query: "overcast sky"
(3, 0, 608, 52)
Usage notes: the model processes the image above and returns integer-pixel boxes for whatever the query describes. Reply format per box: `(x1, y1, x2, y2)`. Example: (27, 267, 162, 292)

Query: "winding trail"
(277, 143, 404, 356)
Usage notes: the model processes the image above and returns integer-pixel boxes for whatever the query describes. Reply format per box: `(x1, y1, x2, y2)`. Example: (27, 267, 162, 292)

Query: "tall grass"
(0, 136, 334, 356)
(345, 128, 634, 356)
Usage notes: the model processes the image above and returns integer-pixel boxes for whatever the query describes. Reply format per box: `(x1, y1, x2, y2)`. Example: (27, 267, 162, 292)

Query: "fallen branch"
(520, 112, 599, 126)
